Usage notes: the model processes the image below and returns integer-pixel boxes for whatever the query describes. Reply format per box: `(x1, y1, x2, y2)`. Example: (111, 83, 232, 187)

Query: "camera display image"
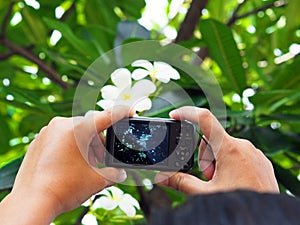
(113, 122, 169, 165)
(105, 117, 196, 171)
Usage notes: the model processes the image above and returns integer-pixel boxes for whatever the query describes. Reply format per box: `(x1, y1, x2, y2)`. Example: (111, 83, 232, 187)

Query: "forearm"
(0, 191, 59, 225)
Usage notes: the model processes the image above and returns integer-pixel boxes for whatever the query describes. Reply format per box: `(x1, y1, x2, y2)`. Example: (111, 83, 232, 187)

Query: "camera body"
(105, 117, 197, 172)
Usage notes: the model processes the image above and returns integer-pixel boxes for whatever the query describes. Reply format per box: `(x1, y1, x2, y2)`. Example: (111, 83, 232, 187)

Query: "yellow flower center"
(122, 93, 131, 101)
(111, 196, 122, 204)
(150, 69, 158, 82)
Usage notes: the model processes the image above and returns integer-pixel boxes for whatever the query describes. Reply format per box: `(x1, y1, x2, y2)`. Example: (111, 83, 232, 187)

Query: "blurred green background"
(0, 0, 300, 224)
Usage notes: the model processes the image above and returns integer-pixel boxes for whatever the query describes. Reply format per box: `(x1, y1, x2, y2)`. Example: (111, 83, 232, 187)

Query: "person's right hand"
(155, 106, 279, 194)
(0, 106, 133, 225)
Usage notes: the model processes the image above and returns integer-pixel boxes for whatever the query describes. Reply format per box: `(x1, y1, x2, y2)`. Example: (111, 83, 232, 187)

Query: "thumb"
(155, 172, 211, 195)
(94, 167, 128, 187)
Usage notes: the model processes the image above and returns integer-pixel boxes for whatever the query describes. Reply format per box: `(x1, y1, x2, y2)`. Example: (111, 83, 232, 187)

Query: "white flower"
(131, 59, 180, 83)
(82, 214, 98, 225)
(92, 186, 140, 217)
(97, 68, 156, 112)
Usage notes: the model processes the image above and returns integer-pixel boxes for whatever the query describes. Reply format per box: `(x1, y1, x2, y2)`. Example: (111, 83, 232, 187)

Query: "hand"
(0, 107, 133, 224)
(155, 106, 279, 194)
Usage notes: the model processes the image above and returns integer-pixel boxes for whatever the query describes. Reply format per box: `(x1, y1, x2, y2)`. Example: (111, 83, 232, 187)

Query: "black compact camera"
(105, 117, 197, 172)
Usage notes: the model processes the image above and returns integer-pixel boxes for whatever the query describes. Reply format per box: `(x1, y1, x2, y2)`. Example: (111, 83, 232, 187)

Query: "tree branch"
(0, 1, 70, 88)
(0, 38, 69, 89)
(0, 45, 34, 60)
(0, 51, 14, 60)
(231, 0, 287, 24)
(175, 0, 208, 43)
(226, 0, 249, 26)
(195, 0, 288, 65)
(0, 1, 15, 37)
(60, 1, 77, 22)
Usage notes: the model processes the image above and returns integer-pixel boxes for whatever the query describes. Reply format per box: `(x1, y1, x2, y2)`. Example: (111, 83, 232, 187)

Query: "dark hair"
(148, 190, 300, 225)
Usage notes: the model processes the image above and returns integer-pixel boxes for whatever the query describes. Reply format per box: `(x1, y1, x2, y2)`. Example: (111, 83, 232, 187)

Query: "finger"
(199, 139, 215, 180)
(74, 106, 135, 147)
(38, 125, 48, 135)
(85, 106, 135, 136)
(155, 172, 210, 195)
(169, 106, 228, 157)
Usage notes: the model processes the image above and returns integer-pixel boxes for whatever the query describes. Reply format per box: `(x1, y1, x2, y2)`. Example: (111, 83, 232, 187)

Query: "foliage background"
(0, 0, 299, 224)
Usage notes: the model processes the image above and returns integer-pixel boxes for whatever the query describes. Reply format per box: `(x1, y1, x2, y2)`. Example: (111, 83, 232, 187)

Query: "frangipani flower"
(92, 186, 140, 217)
(82, 214, 98, 225)
(97, 68, 156, 112)
(131, 59, 180, 83)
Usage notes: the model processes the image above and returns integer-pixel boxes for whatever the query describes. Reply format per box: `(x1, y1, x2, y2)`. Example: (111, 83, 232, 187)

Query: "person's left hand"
(1, 107, 133, 224)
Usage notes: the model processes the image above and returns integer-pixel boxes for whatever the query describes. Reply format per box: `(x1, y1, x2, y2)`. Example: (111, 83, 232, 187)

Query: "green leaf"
(19, 114, 51, 136)
(43, 49, 88, 76)
(144, 89, 207, 117)
(0, 98, 48, 115)
(82, 25, 115, 56)
(43, 17, 98, 59)
(238, 126, 300, 155)
(117, 0, 146, 19)
(51, 101, 73, 116)
(251, 89, 300, 115)
(0, 190, 10, 201)
(199, 19, 246, 95)
(53, 206, 86, 225)
(84, 0, 119, 27)
(21, 6, 47, 45)
(261, 114, 300, 124)
(0, 115, 11, 153)
(274, 163, 300, 198)
(0, 157, 23, 191)
(271, 56, 300, 89)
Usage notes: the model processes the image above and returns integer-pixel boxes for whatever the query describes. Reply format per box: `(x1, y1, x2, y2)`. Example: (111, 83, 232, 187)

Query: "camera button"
(184, 140, 192, 146)
(175, 161, 181, 167)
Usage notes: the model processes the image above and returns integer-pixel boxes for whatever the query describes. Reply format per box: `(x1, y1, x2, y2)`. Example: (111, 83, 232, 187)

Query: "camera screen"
(112, 121, 169, 165)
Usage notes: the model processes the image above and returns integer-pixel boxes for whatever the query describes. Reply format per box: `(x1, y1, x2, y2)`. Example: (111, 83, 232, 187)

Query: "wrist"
(0, 189, 60, 225)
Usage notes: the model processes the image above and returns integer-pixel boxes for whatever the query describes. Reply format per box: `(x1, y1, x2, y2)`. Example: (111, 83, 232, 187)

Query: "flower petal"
(132, 59, 153, 72)
(98, 188, 111, 197)
(111, 68, 132, 88)
(132, 68, 150, 80)
(133, 98, 152, 112)
(107, 186, 124, 199)
(97, 99, 114, 110)
(82, 214, 98, 225)
(101, 85, 120, 100)
(81, 198, 92, 207)
(92, 196, 118, 210)
(154, 61, 180, 82)
(123, 194, 140, 209)
(154, 73, 170, 83)
(119, 201, 136, 217)
(131, 79, 156, 96)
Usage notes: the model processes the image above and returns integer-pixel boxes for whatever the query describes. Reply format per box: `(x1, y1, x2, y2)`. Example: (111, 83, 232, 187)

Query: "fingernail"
(115, 169, 127, 183)
(169, 110, 177, 118)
